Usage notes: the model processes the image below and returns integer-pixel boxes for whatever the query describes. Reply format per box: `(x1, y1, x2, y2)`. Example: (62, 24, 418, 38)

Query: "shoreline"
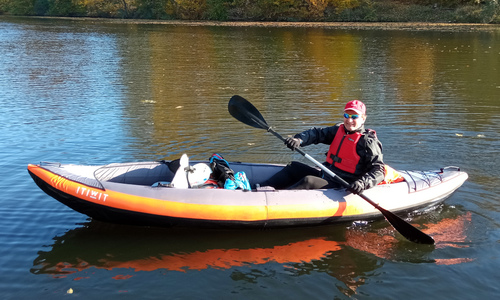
(3, 15, 500, 32)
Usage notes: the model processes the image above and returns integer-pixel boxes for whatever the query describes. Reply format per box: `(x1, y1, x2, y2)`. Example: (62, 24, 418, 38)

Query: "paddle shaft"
(269, 128, 361, 192)
(239, 109, 350, 187)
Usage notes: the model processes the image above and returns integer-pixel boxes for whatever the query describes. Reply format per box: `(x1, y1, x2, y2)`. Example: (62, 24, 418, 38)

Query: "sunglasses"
(344, 113, 361, 120)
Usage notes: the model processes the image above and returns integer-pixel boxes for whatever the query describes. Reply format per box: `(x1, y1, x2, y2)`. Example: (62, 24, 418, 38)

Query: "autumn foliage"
(0, 0, 498, 23)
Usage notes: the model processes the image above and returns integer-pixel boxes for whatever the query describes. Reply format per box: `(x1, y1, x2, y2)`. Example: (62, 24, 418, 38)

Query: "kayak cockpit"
(37, 161, 285, 189)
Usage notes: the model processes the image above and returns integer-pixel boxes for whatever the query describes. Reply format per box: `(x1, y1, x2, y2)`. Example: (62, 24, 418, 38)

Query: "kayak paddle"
(228, 95, 434, 244)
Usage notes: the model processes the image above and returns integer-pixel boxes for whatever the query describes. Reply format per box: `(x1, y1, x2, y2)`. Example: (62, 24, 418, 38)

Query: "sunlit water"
(1, 16, 499, 299)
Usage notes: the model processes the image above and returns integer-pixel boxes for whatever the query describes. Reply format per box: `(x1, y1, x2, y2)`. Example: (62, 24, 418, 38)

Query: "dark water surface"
(1, 16, 499, 299)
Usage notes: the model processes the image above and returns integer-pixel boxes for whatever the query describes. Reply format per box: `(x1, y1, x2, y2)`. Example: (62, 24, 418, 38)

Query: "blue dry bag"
(224, 171, 251, 191)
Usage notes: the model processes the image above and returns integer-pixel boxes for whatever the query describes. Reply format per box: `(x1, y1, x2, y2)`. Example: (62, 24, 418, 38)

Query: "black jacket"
(295, 123, 385, 189)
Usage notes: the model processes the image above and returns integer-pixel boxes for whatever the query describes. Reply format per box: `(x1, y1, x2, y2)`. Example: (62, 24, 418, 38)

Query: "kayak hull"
(27, 161, 468, 228)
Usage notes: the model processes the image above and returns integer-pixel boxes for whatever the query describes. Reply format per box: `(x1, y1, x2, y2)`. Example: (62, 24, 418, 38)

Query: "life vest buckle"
(330, 154, 342, 163)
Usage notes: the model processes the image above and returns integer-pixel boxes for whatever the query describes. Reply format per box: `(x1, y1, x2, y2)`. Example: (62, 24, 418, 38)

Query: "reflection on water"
(1, 16, 499, 299)
(2, 18, 498, 166)
(31, 207, 472, 296)
(345, 211, 473, 264)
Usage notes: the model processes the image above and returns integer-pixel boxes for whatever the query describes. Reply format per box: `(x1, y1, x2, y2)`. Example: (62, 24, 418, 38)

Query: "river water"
(1, 16, 499, 299)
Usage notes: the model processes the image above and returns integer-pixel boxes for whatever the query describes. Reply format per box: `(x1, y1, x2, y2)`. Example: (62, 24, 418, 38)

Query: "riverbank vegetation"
(0, 0, 499, 23)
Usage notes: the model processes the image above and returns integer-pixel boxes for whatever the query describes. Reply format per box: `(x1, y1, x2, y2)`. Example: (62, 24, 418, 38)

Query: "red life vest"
(326, 125, 361, 174)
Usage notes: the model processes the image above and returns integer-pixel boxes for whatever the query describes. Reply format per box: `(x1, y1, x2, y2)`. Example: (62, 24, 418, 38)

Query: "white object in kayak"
(170, 154, 189, 189)
(187, 163, 212, 188)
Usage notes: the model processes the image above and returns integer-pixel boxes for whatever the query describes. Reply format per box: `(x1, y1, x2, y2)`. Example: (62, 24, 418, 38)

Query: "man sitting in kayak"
(261, 100, 384, 194)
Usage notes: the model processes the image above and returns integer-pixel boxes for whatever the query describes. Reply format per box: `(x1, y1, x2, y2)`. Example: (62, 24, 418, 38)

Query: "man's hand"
(348, 180, 364, 194)
(284, 137, 301, 151)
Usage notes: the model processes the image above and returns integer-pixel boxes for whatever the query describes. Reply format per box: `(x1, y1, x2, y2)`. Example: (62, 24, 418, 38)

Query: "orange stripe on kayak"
(267, 199, 346, 219)
(28, 164, 348, 221)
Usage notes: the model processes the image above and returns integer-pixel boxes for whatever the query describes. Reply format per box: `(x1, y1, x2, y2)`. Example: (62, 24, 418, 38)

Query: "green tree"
(204, 0, 229, 20)
(4, 0, 35, 15)
(46, 0, 85, 16)
(34, 0, 50, 15)
(84, 0, 131, 18)
(135, 0, 169, 19)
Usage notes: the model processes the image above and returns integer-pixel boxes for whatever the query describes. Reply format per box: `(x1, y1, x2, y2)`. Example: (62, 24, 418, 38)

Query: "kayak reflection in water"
(261, 100, 386, 193)
(31, 210, 473, 278)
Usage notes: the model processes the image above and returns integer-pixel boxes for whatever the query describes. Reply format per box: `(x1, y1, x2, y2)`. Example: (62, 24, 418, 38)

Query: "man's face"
(343, 109, 366, 132)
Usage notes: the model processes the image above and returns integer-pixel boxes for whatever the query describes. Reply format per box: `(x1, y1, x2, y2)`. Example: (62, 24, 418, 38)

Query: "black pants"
(261, 161, 342, 190)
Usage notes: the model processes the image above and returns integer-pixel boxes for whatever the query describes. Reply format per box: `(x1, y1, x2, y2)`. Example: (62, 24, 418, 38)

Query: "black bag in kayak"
(209, 153, 235, 187)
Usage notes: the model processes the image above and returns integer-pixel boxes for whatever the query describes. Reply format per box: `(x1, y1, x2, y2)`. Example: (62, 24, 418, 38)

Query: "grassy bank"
(1, 0, 499, 24)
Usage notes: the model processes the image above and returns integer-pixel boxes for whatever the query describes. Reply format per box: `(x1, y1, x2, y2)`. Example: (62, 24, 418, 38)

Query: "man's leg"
(261, 161, 321, 190)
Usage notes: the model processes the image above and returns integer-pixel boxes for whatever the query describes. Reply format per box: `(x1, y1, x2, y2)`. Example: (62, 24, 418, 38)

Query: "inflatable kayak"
(27, 160, 468, 228)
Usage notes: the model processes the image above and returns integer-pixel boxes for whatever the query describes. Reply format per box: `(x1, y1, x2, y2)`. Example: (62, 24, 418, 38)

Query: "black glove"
(348, 180, 364, 195)
(284, 137, 301, 151)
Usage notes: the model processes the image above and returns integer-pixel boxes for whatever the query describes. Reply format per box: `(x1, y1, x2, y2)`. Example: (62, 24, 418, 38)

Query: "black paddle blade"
(380, 207, 435, 244)
(228, 95, 269, 130)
